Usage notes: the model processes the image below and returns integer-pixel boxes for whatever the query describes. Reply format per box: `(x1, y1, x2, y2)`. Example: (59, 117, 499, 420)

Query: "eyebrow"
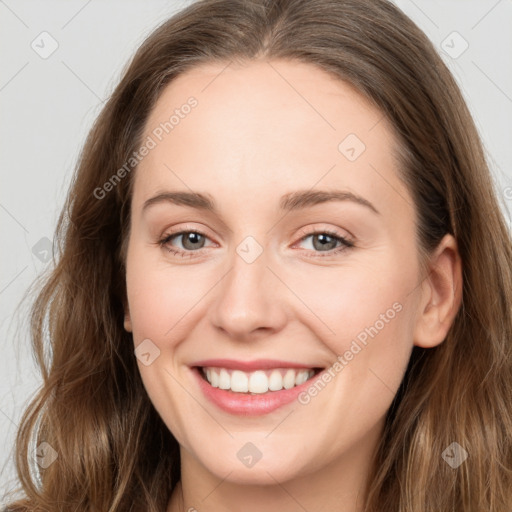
(142, 189, 380, 215)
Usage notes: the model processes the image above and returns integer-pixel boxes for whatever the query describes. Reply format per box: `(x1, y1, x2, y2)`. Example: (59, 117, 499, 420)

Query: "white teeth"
(218, 369, 230, 390)
(202, 367, 315, 394)
(268, 370, 283, 391)
(231, 370, 249, 392)
(210, 369, 219, 388)
(283, 369, 296, 389)
(295, 370, 308, 386)
(248, 370, 269, 393)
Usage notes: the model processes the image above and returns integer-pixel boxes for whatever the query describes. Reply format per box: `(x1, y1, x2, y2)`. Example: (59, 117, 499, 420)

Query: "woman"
(4, 0, 512, 510)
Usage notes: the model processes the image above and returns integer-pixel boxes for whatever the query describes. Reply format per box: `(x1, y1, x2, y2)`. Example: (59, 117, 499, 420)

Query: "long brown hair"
(5, 0, 512, 510)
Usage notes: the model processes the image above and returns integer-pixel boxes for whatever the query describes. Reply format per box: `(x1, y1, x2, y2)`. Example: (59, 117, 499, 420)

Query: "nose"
(209, 243, 288, 342)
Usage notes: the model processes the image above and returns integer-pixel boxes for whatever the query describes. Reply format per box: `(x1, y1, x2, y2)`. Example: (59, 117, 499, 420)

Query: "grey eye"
(176, 232, 207, 250)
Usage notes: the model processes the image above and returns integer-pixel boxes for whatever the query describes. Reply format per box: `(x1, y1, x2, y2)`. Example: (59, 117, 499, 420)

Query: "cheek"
(124, 246, 204, 437)
(125, 246, 207, 341)
(285, 254, 418, 396)
(281, 254, 417, 350)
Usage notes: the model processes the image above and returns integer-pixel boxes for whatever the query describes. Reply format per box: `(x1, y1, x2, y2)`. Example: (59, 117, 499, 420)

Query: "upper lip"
(191, 359, 322, 371)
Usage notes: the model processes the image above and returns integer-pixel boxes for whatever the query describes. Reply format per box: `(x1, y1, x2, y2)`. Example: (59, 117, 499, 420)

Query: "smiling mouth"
(196, 366, 323, 394)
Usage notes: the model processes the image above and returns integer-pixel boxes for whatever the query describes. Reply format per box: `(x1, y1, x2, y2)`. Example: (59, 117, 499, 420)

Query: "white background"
(1, 0, 511, 502)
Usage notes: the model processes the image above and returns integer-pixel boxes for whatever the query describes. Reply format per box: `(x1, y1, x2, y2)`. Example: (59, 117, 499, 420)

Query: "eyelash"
(157, 228, 354, 259)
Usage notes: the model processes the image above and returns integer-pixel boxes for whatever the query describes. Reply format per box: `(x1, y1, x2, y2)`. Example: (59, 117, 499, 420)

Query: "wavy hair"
(4, 0, 512, 510)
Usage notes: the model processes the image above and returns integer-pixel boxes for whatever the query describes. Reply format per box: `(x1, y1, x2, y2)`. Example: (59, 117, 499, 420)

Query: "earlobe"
(123, 301, 133, 332)
(124, 312, 132, 332)
(413, 234, 463, 349)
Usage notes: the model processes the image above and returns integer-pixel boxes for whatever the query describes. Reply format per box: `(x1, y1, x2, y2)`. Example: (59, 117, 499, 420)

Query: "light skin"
(122, 59, 462, 512)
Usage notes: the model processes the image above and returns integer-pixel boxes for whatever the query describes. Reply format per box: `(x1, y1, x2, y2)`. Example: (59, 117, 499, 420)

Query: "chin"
(206, 459, 307, 486)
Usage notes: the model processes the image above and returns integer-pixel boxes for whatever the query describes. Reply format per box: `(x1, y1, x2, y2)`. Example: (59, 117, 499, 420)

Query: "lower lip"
(192, 367, 321, 416)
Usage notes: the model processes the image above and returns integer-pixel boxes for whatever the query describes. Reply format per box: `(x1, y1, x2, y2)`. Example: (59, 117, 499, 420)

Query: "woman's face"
(123, 59, 429, 486)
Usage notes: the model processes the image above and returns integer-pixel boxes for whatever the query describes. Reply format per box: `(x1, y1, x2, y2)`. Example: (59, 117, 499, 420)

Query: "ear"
(413, 233, 463, 348)
(123, 299, 133, 333)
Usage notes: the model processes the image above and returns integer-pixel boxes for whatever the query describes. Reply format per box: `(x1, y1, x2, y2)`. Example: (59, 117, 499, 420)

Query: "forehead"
(133, 59, 411, 221)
